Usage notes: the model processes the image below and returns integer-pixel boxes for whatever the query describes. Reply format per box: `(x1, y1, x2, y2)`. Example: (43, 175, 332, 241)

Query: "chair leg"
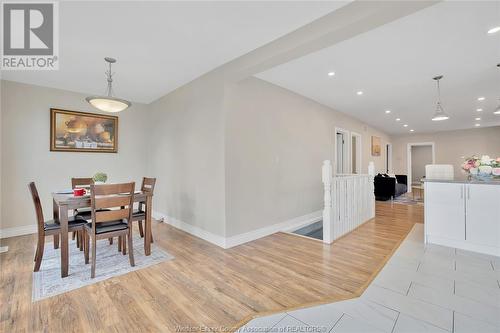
(91, 236, 97, 278)
(53, 234, 59, 249)
(108, 237, 113, 245)
(138, 221, 144, 238)
(76, 231, 80, 248)
(117, 236, 122, 252)
(79, 232, 84, 251)
(121, 235, 126, 255)
(34, 236, 45, 272)
(127, 231, 135, 267)
(84, 232, 89, 264)
(72, 231, 76, 240)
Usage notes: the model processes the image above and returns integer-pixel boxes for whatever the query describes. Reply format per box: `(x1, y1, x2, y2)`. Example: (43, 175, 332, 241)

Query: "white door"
(466, 184, 500, 247)
(425, 182, 465, 241)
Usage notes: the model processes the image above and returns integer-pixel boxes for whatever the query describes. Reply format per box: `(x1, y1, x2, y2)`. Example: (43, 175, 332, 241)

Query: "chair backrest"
(141, 177, 156, 194)
(425, 164, 454, 180)
(90, 182, 135, 234)
(28, 182, 45, 235)
(72, 177, 94, 189)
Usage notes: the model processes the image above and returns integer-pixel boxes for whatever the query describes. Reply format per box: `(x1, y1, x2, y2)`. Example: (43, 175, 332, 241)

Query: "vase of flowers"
(462, 155, 500, 180)
(93, 172, 108, 184)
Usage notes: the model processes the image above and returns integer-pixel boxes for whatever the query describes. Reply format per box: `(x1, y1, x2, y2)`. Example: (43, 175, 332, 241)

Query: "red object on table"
(73, 188, 86, 196)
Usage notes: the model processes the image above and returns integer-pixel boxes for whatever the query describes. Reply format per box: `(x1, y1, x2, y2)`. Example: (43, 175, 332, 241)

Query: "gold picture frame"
(371, 136, 381, 156)
(50, 108, 118, 153)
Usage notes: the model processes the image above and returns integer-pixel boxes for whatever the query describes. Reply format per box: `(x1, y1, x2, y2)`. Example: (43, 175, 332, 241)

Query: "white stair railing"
(322, 160, 375, 244)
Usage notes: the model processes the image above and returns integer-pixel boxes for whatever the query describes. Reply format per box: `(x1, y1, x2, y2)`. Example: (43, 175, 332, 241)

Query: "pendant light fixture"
(86, 57, 131, 112)
(431, 75, 450, 121)
(494, 64, 500, 115)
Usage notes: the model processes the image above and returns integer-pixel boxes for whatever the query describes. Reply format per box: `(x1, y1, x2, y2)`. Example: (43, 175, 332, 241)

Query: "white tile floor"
(237, 224, 500, 333)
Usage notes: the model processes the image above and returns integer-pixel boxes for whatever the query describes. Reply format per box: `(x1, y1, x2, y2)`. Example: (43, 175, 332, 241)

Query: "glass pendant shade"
(86, 57, 131, 112)
(494, 103, 500, 115)
(431, 75, 450, 121)
(432, 102, 450, 121)
(85, 96, 131, 113)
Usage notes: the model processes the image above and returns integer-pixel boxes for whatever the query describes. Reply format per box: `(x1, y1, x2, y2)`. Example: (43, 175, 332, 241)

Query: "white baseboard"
(224, 210, 322, 248)
(0, 224, 37, 239)
(153, 211, 226, 248)
(154, 210, 322, 249)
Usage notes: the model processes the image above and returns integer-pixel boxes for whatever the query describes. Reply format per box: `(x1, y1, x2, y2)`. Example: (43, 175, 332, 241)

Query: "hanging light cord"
(436, 78, 441, 105)
(105, 61, 115, 97)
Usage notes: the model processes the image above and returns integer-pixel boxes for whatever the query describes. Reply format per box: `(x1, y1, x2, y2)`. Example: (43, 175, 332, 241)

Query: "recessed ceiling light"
(475, 117, 481, 121)
(328, 71, 335, 77)
(477, 108, 483, 112)
(357, 91, 363, 95)
(475, 123, 481, 127)
(385, 110, 391, 114)
(487, 26, 500, 34)
(410, 129, 414, 132)
(477, 97, 485, 101)
(403, 124, 408, 127)
(396, 118, 401, 122)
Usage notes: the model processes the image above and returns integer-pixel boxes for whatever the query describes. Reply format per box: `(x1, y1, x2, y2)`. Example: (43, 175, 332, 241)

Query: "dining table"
(52, 190, 153, 278)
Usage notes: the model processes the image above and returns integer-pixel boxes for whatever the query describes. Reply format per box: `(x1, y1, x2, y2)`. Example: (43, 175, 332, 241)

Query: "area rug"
(32, 235, 174, 301)
(392, 194, 423, 205)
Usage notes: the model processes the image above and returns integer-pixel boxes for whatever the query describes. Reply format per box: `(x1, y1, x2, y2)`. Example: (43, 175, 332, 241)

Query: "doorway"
(407, 142, 435, 191)
(335, 128, 350, 174)
(351, 132, 362, 174)
(386, 143, 392, 173)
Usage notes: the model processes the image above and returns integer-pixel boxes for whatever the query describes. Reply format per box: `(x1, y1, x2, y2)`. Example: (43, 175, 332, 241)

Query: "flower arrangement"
(462, 155, 500, 179)
(93, 172, 108, 183)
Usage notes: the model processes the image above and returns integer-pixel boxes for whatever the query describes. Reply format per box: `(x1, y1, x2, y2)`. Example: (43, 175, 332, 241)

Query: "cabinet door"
(466, 184, 500, 247)
(425, 182, 465, 241)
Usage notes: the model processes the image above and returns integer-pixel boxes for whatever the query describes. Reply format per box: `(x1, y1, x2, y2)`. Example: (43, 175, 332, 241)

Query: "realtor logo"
(1, 1, 58, 70)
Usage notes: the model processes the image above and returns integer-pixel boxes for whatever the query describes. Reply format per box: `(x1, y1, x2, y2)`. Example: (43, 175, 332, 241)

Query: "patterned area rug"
(392, 194, 424, 205)
(32, 235, 173, 301)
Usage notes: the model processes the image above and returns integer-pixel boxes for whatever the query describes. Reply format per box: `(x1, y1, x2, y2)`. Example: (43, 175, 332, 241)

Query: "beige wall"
(146, 73, 227, 237)
(0, 80, 148, 230)
(392, 126, 500, 178)
(224, 77, 390, 236)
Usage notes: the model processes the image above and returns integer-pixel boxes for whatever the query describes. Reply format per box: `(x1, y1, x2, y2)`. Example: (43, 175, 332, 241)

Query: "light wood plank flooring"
(0, 202, 421, 332)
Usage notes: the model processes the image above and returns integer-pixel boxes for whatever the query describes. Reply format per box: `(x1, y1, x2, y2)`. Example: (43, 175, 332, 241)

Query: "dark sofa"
(374, 174, 408, 201)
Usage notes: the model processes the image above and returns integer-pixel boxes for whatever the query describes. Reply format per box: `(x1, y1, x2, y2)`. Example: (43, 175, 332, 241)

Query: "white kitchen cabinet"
(425, 182, 465, 241)
(466, 184, 500, 248)
(425, 180, 500, 256)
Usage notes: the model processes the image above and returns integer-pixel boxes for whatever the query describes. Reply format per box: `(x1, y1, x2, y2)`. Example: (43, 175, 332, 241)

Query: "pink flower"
(474, 161, 481, 167)
(463, 164, 471, 170)
(497, 157, 500, 163)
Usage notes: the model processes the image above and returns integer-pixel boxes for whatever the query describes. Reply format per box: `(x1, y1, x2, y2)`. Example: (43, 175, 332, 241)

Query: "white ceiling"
(1, 1, 346, 103)
(257, 1, 500, 135)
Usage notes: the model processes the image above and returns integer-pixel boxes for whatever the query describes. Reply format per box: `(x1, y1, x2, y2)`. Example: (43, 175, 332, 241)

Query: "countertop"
(423, 178, 500, 185)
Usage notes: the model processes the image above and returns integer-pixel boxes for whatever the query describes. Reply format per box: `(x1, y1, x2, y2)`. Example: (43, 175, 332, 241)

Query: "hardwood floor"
(0, 202, 421, 332)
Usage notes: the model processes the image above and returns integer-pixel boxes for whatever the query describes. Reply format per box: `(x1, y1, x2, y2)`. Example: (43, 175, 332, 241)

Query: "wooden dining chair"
(83, 182, 135, 278)
(71, 177, 94, 218)
(29, 182, 87, 272)
(70, 177, 94, 248)
(132, 177, 156, 241)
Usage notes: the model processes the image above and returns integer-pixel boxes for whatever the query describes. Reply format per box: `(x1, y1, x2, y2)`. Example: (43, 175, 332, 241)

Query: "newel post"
(322, 160, 333, 244)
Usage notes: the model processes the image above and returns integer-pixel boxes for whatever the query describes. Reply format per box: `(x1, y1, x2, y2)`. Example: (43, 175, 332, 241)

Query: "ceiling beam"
(220, 1, 440, 82)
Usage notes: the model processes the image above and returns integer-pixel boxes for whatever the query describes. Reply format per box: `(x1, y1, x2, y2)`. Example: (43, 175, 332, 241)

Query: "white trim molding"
(154, 210, 322, 249)
(226, 210, 322, 248)
(0, 224, 37, 239)
(153, 211, 226, 248)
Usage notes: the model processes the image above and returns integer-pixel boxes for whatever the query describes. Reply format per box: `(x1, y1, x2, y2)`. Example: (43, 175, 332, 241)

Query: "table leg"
(144, 195, 152, 256)
(60, 207, 69, 277)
